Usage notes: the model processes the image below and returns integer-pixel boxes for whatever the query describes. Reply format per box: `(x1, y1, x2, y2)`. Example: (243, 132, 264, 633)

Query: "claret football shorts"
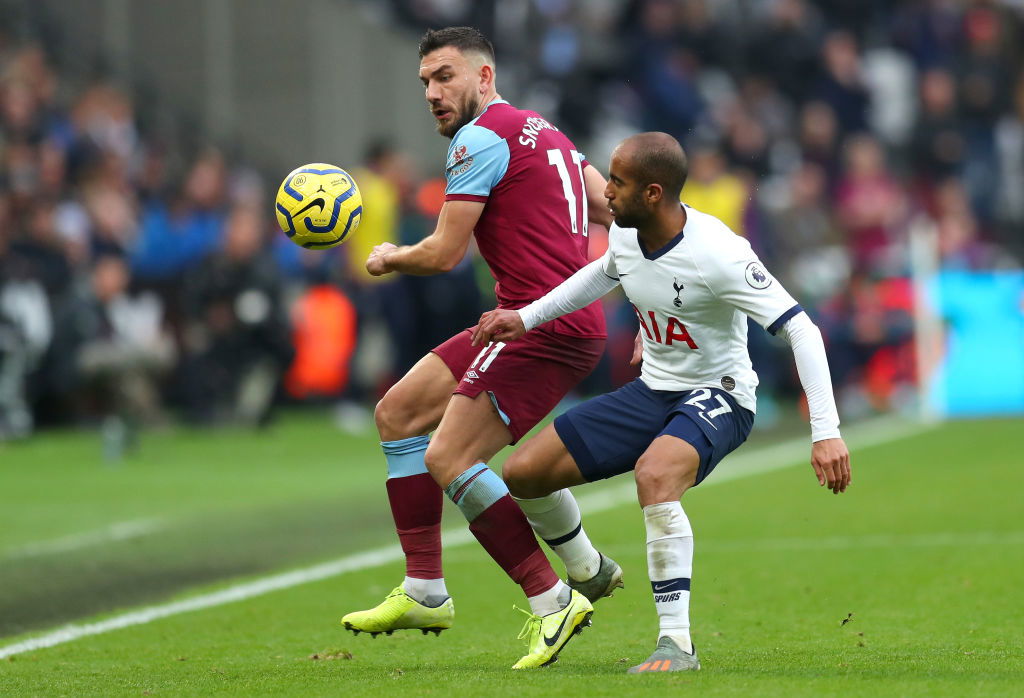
(553, 378, 754, 485)
(432, 328, 604, 443)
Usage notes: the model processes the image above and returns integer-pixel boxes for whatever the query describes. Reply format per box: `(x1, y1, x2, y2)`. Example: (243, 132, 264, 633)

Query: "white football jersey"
(602, 205, 801, 412)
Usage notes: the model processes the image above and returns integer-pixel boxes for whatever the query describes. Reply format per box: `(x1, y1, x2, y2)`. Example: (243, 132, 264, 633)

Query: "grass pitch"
(1, 414, 1021, 696)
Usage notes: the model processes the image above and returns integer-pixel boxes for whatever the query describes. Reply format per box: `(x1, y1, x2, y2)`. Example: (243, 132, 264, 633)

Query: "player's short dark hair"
(627, 133, 689, 200)
(418, 26, 495, 62)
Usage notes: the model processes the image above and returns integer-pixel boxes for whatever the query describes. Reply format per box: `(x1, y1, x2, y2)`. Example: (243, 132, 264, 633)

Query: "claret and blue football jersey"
(444, 99, 605, 339)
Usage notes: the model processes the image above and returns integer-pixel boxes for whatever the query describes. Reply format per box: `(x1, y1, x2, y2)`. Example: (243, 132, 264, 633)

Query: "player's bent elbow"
(436, 256, 459, 273)
(425, 246, 461, 274)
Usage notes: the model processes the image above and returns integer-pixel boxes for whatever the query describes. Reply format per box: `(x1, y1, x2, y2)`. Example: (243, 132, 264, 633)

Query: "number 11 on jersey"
(547, 149, 588, 237)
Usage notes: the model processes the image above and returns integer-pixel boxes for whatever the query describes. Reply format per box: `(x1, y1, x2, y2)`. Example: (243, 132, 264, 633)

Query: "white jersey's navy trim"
(767, 304, 804, 336)
(637, 229, 686, 260)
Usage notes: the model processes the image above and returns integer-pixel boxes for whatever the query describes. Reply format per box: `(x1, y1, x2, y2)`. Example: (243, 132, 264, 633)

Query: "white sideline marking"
(5, 518, 166, 559)
(0, 416, 929, 660)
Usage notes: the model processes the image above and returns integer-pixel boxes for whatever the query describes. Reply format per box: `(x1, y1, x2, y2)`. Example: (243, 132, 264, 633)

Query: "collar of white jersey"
(637, 204, 690, 261)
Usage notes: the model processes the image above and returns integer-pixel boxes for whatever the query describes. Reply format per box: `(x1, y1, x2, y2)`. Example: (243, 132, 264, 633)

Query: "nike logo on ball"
(293, 197, 326, 216)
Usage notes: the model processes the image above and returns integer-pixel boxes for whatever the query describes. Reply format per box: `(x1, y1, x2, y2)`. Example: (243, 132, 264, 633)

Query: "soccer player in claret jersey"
(341, 27, 622, 669)
(474, 132, 852, 673)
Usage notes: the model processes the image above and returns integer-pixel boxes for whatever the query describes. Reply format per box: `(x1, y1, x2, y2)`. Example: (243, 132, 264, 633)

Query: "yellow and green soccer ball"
(275, 163, 362, 248)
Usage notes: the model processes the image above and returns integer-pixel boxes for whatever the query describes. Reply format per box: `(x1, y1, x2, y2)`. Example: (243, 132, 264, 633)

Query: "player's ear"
(646, 182, 664, 205)
(479, 63, 495, 94)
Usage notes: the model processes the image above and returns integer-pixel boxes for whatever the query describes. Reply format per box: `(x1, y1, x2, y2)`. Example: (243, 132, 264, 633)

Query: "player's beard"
(612, 191, 649, 229)
(438, 93, 480, 139)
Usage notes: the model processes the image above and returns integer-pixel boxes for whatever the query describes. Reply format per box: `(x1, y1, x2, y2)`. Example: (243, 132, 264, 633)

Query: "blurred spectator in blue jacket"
(131, 149, 227, 281)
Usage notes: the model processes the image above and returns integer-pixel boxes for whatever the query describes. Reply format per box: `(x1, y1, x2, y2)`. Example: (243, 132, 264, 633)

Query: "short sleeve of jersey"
(444, 124, 511, 202)
(702, 235, 802, 334)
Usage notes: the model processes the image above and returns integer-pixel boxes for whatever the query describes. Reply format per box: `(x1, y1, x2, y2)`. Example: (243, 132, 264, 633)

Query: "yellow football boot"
(511, 588, 593, 669)
(341, 586, 453, 637)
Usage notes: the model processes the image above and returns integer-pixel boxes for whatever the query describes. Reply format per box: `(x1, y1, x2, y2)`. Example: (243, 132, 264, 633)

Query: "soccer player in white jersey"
(472, 132, 851, 674)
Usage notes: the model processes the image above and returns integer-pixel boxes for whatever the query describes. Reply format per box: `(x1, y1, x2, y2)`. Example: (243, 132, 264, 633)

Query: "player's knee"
(373, 397, 400, 439)
(374, 389, 420, 441)
(635, 457, 695, 501)
(422, 442, 443, 477)
(502, 454, 544, 499)
(422, 440, 471, 489)
(633, 460, 665, 494)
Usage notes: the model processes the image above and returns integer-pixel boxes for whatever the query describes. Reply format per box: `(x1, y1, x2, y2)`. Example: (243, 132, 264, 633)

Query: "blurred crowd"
(383, 0, 1024, 418)
(3, 0, 1023, 447)
(0, 37, 484, 447)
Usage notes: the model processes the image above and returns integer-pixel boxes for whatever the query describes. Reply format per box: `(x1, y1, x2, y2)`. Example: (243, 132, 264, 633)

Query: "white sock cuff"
(515, 488, 585, 544)
(512, 489, 564, 514)
(643, 501, 692, 542)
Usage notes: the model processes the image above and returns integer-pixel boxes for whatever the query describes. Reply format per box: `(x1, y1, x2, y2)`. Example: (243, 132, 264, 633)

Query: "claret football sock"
(515, 489, 602, 582)
(383, 436, 445, 593)
(445, 463, 560, 599)
(644, 501, 694, 654)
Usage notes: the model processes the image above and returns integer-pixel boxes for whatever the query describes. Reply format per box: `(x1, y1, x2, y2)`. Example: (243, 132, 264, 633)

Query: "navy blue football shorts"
(553, 379, 755, 486)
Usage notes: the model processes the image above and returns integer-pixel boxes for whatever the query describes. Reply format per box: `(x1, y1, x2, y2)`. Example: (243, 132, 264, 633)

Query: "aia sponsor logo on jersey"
(632, 304, 698, 349)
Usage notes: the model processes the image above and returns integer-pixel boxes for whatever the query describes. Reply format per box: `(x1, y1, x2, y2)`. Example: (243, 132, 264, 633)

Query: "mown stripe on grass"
(4, 518, 167, 559)
(0, 415, 930, 660)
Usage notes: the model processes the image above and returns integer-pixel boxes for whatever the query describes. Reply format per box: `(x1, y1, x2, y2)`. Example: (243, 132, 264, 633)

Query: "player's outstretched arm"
(366, 200, 484, 276)
(472, 257, 619, 346)
(697, 236, 850, 494)
(776, 313, 851, 494)
(471, 253, 614, 343)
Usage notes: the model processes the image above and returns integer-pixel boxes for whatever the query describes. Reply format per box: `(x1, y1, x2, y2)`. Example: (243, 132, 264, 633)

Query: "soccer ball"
(275, 163, 362, 249)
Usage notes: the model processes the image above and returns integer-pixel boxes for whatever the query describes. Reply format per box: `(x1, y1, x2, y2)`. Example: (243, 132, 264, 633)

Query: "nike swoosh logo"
(652, 582, 674, 592)
(543, 609, 573, 647)
(618, 273, 630, 277)
(293, 197, 326, 216)
(698, 412, 719, 430)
